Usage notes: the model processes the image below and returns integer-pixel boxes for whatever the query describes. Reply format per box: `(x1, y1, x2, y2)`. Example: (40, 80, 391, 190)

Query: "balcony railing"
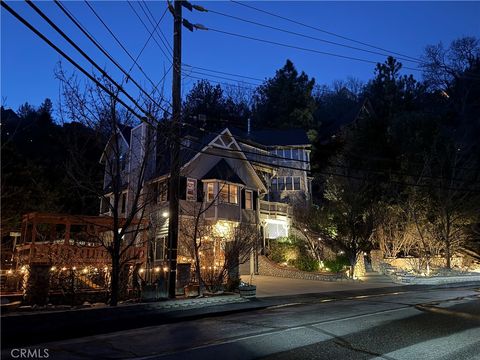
(259, 200, 292, 218)
(15, 243, 146, 266)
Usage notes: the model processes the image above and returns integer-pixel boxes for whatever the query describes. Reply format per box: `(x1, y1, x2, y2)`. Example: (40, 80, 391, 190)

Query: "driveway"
(241, 275, 398, 297)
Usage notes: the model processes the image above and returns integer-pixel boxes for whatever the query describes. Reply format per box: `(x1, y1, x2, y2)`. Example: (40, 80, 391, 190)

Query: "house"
(100, 123, 312, 276)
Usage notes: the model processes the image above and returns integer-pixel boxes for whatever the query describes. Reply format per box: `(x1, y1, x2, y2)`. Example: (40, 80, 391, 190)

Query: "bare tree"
(56, 66, 167, 305)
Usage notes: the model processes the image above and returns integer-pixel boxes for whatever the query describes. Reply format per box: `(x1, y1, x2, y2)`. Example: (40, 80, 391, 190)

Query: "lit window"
(207, 183, 215, 202)
(245, 190, 253, 210)
(218, 183, 238, 204)
(219, 184, 229, 203)
(229, 185, 238, 204)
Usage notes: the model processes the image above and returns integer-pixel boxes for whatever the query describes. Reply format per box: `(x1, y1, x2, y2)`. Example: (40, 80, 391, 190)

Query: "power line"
(141, 0, 174, 54)
(177, 138, 480, 193)
(183, 74, 257, 91)
(26, 0, 160, 120)
(206, 6, 422, 65)
(230, 0, 422, 63)
(126, 0, 172, 61)
(177, 120, 479, 184)
(206, 27, 410, 69)
(184, 69, 261, 87)
(84, 0, 173, 105)
(182, 64, 264, 83)
(54, 0, 170, 115)
(1, 1, 153, 126)
(127, 4, 169, 77)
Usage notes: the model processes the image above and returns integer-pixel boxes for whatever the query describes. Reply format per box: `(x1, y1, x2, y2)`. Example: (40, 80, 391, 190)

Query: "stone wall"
(258, 256, 349, 282)
(370, 250, 383, 272)
(383, 256, 464, 271)
(378, 262, 480, 285)
(354, 254, 366, 278)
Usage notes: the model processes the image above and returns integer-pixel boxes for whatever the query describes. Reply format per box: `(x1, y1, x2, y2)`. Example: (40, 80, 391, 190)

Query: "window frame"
(245, 190, 253, 210)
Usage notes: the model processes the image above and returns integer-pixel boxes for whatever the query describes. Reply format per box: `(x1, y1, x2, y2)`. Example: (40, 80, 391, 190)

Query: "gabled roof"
(202, 159, 245, 185)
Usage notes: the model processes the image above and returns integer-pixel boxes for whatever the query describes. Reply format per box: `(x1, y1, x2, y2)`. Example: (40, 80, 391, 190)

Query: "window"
(206, 182, 215, 202)
(219, 183, 238, 204)
(154, 236, 166, 261)
(271, 177, 278, 191)
(229, 185, 238, 204)
(278, 177, 285, 191)
(157, 181, 168, 203)
(291, 149, 299, 160)
(245, 190, 253, 210)
(294, 177, 301, 190)
(286, 177, 293, 190)
(219, 184, 229, 203)
(186, 178, 197, 201)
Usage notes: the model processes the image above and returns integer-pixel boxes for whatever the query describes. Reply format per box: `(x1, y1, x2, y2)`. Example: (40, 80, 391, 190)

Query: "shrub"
(323, 255, 349, 273)
(292, 256, 319, 272)
(269, 240, 298, 263)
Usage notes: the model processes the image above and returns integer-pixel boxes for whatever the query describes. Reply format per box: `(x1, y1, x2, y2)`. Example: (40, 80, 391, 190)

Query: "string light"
(155, 267, 160, 272)
(7, 270, 13, 274)
(82, 268, 88, 274)
(139, 268, 145, 273)
(50, 266, 56, 272)
(72, 266, 77, 271)
(163, 267, 168, 272)
(61, 267, 67, 271)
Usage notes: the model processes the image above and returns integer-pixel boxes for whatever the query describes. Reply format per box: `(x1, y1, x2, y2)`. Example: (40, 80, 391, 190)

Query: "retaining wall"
(258, 256, 349, 282)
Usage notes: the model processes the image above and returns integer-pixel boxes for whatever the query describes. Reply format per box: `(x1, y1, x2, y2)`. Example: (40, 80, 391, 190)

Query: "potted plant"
(238, 275, 256, 298)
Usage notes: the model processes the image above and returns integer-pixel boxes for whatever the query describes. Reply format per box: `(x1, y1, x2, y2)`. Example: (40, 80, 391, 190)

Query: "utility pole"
(167, 0, 182, 299)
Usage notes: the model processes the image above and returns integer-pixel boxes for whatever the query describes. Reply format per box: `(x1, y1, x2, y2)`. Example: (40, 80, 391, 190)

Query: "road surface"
(3, 285, 480, 360)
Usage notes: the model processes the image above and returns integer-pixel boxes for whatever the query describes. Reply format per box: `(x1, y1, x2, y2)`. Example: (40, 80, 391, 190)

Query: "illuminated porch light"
(162, 211, 169, 218)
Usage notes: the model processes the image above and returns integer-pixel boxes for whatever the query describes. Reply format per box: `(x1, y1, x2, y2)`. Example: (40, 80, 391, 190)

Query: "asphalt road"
(3, 286, 480, 360)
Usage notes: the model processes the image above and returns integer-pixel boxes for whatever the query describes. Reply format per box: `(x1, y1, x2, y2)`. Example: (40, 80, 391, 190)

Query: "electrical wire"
(206, 6, 422, 65)
(54, 0, 170, 114)
(230, 0, 423, 63)
(1, 1, 154, 126)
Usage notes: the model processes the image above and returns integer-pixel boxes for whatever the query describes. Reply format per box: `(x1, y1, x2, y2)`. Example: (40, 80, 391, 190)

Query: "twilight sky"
(1, 1, 479, 114)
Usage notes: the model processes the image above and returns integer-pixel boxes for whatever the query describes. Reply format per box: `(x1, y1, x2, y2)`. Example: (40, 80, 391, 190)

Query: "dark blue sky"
(2, 1, 479, 114)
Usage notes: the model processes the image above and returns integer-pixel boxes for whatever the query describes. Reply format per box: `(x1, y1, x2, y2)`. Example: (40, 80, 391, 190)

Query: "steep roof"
(201, 159, 245, 185)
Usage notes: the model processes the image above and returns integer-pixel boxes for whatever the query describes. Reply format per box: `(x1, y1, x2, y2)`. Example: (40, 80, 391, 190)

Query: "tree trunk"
(110, 254, 120, 306)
